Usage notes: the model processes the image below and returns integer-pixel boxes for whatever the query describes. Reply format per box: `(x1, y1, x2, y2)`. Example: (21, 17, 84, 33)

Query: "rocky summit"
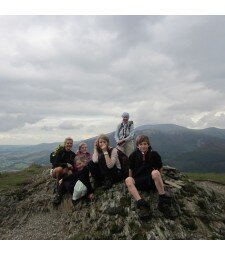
(0, 166, 225, 240)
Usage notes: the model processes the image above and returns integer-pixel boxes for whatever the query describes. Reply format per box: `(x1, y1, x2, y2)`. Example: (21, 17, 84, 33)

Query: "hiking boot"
(52, 194, 62, 205)
(136, 199, 152, 221)
(53, 182, 58, 194)
(158, 191, 172, 206)
(158, 191, 175, 219)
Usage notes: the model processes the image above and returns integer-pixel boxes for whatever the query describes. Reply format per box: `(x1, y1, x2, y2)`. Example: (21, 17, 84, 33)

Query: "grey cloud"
(0, 114, 42, 132)
(1, 16, 225, 144)
(58, 121, 84, 130)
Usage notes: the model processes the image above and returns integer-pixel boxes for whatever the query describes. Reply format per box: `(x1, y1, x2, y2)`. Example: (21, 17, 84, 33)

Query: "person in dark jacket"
(87, 134, 124, 190)
(125, 135, 172, 220)
(52, 165, 94, 205)
(52, 137, 93, 205)
(51, 137, 75, 183)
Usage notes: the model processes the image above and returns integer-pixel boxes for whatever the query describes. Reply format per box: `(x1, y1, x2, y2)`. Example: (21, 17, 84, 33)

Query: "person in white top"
(114, 112, 134, 157)
(91, 134, 123, 189)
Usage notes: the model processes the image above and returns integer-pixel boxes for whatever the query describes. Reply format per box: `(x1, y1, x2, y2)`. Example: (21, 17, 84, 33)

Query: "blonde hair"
(78, 142, 87, 151)
(64, 137, 73, 146)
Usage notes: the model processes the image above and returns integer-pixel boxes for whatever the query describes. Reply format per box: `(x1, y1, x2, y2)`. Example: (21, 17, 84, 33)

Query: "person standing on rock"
(125, 135, 172, 220)
(114, 112, 134, 157)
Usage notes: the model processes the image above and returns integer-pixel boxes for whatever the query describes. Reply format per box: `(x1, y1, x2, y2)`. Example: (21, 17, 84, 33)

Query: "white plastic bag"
(72, 180, 88, 201)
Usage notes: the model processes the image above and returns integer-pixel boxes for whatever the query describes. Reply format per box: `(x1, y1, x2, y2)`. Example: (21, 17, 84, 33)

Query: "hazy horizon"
(1, 123, 224, 146)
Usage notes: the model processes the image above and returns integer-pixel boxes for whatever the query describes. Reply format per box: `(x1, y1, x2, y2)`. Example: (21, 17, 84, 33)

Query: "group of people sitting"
(50, 112, 172, 220)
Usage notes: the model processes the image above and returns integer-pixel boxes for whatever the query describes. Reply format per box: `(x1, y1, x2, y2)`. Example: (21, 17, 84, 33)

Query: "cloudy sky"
(1, 15, 225, 145)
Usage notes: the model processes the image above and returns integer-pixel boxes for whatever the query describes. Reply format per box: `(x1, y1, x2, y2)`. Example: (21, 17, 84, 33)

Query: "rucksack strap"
(118, 121, 133, 138)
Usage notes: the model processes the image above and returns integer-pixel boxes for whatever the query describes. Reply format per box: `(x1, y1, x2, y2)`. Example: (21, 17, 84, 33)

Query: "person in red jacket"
(74, 142, 91, 172)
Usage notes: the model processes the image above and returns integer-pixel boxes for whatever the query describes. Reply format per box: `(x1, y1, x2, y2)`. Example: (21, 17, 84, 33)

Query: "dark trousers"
(87, 157, 124, 186)
(58, 166, 93, 197)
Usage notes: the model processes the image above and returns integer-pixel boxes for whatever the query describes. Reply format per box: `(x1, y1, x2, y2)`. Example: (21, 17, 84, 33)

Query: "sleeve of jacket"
(69, 151, 76, 166)
(124, 123, 134, 142)
(114, 124, 120, 143)
(129, 151, 136, 171)
(151, 151, 163, 169)
(54, 150, 67, 168)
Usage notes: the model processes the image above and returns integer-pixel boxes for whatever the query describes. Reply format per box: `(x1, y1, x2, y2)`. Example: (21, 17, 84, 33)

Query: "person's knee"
(52, 167, 63, 178)
(125, 177, 134, 187)
(151, 170, 161, 180)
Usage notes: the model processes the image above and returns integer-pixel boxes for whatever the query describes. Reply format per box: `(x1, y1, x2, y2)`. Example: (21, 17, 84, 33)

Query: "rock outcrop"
(1, 166, 225, 240)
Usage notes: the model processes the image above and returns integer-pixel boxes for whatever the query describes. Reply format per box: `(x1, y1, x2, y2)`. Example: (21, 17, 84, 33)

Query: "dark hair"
(136, 135, 150, 146)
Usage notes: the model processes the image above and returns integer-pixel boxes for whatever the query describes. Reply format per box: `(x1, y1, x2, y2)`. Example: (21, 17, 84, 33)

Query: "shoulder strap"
(128, 120, 133, 132)
(118, 122, 123, 133)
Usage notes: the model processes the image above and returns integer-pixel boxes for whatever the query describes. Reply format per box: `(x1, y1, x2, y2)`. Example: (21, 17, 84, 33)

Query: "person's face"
(80, 144, 87, 153)
(98, 138, 108, 150)
(65, 140, 73, 151)
(137, 141, 149, 153)
(76, 160, 84, 170)
(122, 116, 129, 123)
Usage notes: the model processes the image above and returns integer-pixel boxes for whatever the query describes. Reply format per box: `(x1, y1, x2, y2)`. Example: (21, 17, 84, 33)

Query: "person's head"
(136, 135, 150, 153)
(64, 137, 73, 151)
(96, 134, 110, 153)
(75, 158, 85, 171)
(78, 142, 88, 154)
(121, 112, 129, 124)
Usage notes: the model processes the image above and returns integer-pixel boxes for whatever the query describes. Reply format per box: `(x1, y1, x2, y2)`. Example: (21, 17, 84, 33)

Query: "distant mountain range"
(1, 124, 225, 173)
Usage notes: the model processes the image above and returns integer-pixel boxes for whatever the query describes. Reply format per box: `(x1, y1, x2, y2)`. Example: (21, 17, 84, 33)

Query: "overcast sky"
(1, 15, 225, 145)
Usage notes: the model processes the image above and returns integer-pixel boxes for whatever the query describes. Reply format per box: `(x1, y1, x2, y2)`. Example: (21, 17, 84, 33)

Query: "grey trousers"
(117, 140, 134, 157)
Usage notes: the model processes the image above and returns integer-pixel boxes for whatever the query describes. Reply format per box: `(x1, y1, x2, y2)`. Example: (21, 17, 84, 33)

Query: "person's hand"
(88, 193, 94, 201)
(67, 163, 73, 169)
(68, 170, 73, 175)
(59, 179, 63, 185)
(101, 143, 107, 152)
(117, 139, 125, 145)
(94, 139, 98, 150)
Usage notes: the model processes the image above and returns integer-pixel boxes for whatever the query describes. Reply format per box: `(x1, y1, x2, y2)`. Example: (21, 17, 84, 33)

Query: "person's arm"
(92, 140, 99, 163)
(129, 169, 133, 177)
(128, 152, 135, 177)
(151, 151, 163, 170)
(102, 148, 117, 169)
(68, 151, 75, 166)
(124, 123, 134, 142)
(54, 149, 67, 168)
(114, 124, 120, 143)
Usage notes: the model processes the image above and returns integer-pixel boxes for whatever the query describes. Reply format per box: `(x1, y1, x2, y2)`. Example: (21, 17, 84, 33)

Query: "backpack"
(50, 144, 64, 167)
(118, 120, 133, 138)
(117, 149, 130, 178)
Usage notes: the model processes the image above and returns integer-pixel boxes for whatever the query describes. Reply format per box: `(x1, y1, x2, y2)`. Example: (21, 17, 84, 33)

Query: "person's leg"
(52, 166, 70, 181)
(151, 170, 173, 214)
(116, 144, 125, 153)
(125, 176, 152, 220)
(53, 181, 67, 205)
(151, 170, 165, 195)
(124, 140, 134, 157)
(86, 160, 103, 187)
(125, 177, 142, 201)
(51, 167, 63, 180)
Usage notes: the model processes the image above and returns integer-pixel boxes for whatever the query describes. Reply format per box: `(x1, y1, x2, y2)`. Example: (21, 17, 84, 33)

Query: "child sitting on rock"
(125, 135, 172, 220)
